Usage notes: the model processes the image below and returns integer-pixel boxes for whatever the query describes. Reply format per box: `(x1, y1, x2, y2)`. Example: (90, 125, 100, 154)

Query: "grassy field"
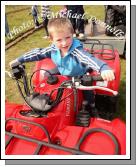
(5, 5, 31, 13)
(5, 5, 126, 121)
(6, 5, 33, 43)
(5, 5, 105, 43)
(118, 58, 126, 121)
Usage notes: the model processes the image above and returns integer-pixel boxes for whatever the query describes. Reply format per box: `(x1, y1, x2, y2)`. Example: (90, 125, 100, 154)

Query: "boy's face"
(51, 29, 73, 55)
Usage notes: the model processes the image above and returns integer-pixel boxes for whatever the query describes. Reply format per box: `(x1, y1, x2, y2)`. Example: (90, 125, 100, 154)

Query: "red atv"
(5, 41, 126, 155)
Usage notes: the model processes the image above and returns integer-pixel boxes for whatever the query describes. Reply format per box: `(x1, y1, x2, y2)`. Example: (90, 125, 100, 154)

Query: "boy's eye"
(55, 36, 72, 43)
(56, 39, 62, 42)
(66, 36, 71, 39)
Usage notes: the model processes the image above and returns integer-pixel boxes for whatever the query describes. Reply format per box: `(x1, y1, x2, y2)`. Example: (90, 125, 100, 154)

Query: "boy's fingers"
(101, 71, 115, 81)
(107, 71, 115, 81)
(109, 71, 115, 80)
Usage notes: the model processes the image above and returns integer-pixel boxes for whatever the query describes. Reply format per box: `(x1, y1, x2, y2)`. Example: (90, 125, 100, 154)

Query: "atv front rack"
(5, 117, 119, 155)
(5, 117, 92, 155)
(83, 39, 116, 60)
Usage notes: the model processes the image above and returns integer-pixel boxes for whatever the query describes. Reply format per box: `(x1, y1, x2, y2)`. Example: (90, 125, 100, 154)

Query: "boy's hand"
(9, 59, 21, 68)
(101, 70, 115, 81)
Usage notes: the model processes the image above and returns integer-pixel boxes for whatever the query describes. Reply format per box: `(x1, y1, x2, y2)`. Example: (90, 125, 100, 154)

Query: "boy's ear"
(48, 36, 53, 43)
(49, 35, 53, 41)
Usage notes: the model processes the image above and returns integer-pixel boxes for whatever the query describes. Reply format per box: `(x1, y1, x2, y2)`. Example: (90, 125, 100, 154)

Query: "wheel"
(105, 8, 115, 36)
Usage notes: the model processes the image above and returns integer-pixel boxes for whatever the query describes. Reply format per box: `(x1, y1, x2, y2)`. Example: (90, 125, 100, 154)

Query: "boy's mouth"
(62, 46, 69, 49)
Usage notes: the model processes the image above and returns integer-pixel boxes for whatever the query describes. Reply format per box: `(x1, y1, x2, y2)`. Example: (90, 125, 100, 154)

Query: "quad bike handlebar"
(6, 64, 118, 114)
(60, 75, 118, 96)
(8, 64, 118, 95)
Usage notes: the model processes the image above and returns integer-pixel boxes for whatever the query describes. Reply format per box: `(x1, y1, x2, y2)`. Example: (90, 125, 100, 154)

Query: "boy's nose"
(61, 39, 67, 46)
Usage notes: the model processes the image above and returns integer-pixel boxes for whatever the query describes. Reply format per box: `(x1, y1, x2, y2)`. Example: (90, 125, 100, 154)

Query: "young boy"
(10, 18, 115, 112)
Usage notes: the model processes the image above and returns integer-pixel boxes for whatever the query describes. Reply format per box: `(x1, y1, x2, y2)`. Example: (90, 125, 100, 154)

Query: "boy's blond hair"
(47, 18, 74, 37)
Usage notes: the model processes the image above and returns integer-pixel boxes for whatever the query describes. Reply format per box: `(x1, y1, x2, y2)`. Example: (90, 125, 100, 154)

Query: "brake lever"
(76, 85, 118, 96)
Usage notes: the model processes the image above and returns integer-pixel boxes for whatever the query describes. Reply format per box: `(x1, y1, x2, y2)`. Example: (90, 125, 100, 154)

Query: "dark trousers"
(5, 14, 10, 36)
(66, 5, 84, 34)
(77, 17, 85, 34)
(69, 16, 84, 34)
(33, 15, 39, 27)
(42, 17, 49, 36)
(68, 11, 84, 34)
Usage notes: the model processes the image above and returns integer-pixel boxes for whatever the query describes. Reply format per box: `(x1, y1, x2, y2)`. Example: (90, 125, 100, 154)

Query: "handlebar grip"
(10, 60, 21, 69)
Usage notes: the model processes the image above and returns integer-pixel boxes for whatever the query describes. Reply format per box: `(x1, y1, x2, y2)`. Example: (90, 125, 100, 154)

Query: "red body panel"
(92, 49, 121, 95)
(5, 48, 125, 155)
(5, 101, 126, 155)
(5, 102, 126, 155)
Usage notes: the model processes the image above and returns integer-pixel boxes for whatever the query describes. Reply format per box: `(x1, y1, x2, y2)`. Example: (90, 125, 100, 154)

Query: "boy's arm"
(17, 47, 52, 63)
(10, 46, 53, 67)
(72, 48, 110, 72)
(72, 48, 115, 81)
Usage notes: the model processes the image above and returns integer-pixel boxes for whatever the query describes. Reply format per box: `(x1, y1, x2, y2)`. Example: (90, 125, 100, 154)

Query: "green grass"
(6, 5, 34, 44)
(5, 5, 31, 13)
(118, 58, 126, 121)
(84, 5, 105, 21)
(5, 5, 47, 44)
